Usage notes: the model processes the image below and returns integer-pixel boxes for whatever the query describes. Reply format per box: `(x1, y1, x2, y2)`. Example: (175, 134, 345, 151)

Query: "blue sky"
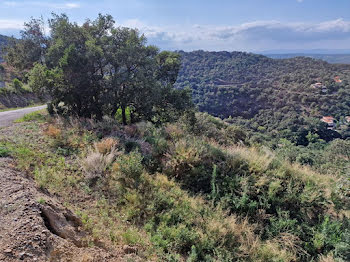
(1, 0, 350, 52)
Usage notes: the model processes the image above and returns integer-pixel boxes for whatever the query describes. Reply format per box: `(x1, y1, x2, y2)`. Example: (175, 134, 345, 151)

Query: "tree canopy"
(6, 14, 193, 123)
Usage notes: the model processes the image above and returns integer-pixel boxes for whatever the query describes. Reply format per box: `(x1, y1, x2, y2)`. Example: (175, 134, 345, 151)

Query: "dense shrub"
(22, 112, 349, 261)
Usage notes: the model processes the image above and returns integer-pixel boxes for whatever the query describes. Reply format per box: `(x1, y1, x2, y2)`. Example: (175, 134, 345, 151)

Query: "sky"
(0, 0, 350, 52)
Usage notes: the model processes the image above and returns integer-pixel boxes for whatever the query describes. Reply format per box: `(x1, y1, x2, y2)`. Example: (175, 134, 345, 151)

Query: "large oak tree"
(8, 14, 193, 123)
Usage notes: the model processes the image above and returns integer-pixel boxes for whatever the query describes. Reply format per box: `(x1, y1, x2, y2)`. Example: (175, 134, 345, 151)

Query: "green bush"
(12, 78, 23, 90)
(114, 151, 144, 189)
(0, 146, 10, 157)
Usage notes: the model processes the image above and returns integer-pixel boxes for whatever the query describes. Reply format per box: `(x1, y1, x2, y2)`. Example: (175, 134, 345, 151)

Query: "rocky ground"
(0, 121, 143, 261)
(0, 157, 129, 261)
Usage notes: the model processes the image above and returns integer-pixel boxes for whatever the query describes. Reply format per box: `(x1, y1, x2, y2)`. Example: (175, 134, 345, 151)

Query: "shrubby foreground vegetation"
(1, 111, 349, 261)
(1, 14, 349, 262)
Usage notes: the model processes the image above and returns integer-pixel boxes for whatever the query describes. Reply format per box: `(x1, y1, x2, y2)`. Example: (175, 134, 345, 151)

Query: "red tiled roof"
(321, 116, 335, 124)
(334, 76, 342, 83)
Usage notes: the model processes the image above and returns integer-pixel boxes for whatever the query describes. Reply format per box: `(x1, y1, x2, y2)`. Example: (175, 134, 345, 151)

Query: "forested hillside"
(0, 34, 8, 46)
(0, 34, 9, 61)
(175, 50, 350, 144)
(266, 54, 350, 64)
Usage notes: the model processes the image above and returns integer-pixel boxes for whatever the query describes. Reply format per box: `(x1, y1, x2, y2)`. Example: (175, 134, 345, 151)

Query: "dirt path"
(0, 105, 47, 127)
(0, 157, 134, 261)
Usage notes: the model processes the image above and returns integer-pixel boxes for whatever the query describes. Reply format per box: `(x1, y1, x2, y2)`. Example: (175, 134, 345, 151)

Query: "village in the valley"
(318, 76, 350, 130)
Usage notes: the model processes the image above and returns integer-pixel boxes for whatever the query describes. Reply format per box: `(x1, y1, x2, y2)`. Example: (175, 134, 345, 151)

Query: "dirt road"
(0, 105, 47, 128)
(0, 157, 127, 261)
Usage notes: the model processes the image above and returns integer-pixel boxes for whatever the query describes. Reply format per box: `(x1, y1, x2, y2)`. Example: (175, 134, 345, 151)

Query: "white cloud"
(3, 1, 18, 7)
(3, 1, 81, 9)
(1, 16, 350, 51)
(119, 18, 350, 51)
(64, 3, 80, 9)
(0, 19, 24, 30)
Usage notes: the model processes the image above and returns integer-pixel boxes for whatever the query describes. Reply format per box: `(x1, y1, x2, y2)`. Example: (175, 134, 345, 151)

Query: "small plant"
(81, 146, 119, 183)
(0, 146, 10, 157)
(37, 197, 46, 204)
(121, 228, 143, 245)
(12, 78, 23, 90)
(165, 123, 184, 140)
(113, 151, 143, 189)
(94, 137, 118, 155)
(44, 124, 62, 139)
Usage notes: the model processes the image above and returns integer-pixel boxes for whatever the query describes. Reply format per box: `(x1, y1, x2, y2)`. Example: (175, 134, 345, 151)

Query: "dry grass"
(81, 146, 119, 181)
(210, 215, 260, 258)
(165, 123, 185, 140)
(225, 144, 337, 189)
(81, 138, 121, 181)
(253, 240, 297, 262)
(44, 124, 62, 139)
(151, 174, 296, 261)
(124, 125, 138, 137)
(94, 137, 119, 155)
(318, 254, 336, 262)
(226, 145, 274, 173)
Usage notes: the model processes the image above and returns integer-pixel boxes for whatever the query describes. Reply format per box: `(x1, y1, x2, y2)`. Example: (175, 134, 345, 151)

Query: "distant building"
(321, 116, 335, 129)
(345, 116, 350, 123)
(311, 82, 327, 92)
(311, 82, 323, 88)
(334, 76, 342, 83)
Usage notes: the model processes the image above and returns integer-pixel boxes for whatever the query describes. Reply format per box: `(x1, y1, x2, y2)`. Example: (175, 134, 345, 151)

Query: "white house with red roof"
(321, 116, 335, 129)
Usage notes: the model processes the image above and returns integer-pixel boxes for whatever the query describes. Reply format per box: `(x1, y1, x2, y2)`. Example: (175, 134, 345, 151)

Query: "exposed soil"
(0, 93, 44, 111)
(0, 157, 140, 261)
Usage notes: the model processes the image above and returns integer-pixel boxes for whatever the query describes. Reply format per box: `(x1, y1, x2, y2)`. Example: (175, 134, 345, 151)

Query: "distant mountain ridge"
(265, 53, 350, 64)
(175, 50, 350, 143)
(260, 49, 350, 55)
(259, 49, 350, 64)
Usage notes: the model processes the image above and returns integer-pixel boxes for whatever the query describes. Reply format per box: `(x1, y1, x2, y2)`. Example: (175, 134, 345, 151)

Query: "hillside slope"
(175, 51, 350, 143)
(0, 35, 9, 61)
(0, 34, 9, 47)
(0, 112, 348, 261)
(266, 54, 350, 64)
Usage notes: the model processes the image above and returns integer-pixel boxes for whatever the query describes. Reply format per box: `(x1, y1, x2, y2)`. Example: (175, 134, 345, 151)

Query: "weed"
(44, 124, 62, 139)
(81, 145, 118, 183)
(37, 197, 46, 204)
(0, 145, 10, 157)
(95, 137, 119, 154)
(14, 110, 46, 123)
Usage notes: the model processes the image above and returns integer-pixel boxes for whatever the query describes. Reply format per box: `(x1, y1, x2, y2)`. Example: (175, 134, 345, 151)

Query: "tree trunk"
(130, 110, 134, 124)
(121, 105, 127, 125)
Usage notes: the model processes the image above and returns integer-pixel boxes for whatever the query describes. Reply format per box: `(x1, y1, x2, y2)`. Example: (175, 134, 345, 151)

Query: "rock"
(19, 251, 26, 259)
(40, 205, 83, 247)
(33, 234, 41, 241)
(4, 248, 12, 253)
(123, 245, 137, 254)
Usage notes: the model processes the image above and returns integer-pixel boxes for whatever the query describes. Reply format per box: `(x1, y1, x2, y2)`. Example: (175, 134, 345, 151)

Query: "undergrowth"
(0, 112, 349, 261)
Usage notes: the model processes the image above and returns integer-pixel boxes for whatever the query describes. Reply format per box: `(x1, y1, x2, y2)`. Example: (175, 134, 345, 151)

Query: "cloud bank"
(1, 15, 350, 51)
(3, 1, 80, 9)
(127, 18, 350, 51)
